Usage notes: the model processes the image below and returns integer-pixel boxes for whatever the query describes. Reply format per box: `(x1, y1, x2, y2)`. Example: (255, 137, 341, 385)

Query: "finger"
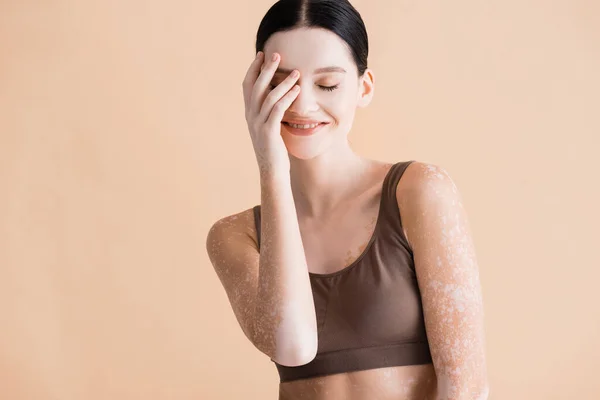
(242, 52, 264, 111)
(250, 52, 281, 116)
(258, 70, 300, 122)
(265, 85, 301, 129)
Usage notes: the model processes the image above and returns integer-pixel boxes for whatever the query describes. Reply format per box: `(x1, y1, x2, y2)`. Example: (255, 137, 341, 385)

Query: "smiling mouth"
(282, 122, 329, 127)
(281, 121, 330, 136)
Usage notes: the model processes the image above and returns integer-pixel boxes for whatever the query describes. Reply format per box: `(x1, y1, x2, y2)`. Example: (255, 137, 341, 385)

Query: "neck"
(289, 145, 374, 219)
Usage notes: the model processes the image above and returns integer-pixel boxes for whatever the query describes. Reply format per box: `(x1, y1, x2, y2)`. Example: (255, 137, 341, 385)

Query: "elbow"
(281, 344, 317, 367)
(272, 332, 318, 367)
(251, 316, 318, 367)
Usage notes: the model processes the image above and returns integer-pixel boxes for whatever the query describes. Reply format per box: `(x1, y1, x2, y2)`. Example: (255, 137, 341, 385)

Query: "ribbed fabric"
(253, 160, 432, 383)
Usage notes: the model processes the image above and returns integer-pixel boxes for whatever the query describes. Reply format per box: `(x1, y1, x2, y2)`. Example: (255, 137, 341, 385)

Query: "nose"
(287, 83, 319, 115)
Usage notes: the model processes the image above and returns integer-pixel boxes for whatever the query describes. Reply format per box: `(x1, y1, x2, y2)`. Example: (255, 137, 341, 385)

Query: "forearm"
(252, 172, 318, 365)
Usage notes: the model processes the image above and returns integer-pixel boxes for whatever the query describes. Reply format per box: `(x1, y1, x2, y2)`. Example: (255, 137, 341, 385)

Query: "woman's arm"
(398, 162, 489, 400)
(205, 174, 318, 367)
(254, 173, 319, 364)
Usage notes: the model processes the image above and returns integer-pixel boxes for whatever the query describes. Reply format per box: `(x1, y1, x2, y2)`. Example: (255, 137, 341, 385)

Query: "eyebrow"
(274, 66, 347, 75)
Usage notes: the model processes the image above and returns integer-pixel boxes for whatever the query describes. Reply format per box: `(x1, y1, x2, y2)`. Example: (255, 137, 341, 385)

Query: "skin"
(262, 27, 377, 218)
(207, 27, 489, 399)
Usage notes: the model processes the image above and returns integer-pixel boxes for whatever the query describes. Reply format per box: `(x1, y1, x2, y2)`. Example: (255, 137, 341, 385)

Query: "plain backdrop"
(1, 0, 599, 399)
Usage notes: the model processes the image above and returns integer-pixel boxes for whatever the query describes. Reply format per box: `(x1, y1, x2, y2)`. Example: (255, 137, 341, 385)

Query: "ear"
(357, 68, 375, 108)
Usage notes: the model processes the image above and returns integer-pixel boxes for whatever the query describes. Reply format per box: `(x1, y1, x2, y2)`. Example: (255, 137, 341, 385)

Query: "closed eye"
(319, 84, 339, 92)
(268, 83, 340, 92)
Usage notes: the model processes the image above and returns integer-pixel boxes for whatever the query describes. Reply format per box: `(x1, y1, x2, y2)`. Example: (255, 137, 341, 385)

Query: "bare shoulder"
(397, 160, 457, 194)
(205, 205, 262, 344)
(206, 206, 259, 251)
(396, 161, 463, 248)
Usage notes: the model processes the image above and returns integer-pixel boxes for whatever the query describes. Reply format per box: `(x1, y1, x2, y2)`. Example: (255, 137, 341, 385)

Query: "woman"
(206, 0, 489, 399)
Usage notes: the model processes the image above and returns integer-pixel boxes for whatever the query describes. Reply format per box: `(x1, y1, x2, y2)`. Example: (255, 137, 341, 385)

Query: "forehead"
(263, 27, 354, 72)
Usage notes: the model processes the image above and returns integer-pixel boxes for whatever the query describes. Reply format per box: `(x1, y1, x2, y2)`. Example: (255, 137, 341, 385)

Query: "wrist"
(259, 166, 290, 183)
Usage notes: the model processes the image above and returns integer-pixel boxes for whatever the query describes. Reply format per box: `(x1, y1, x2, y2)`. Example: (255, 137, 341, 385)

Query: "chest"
(299, 199, 380, 276)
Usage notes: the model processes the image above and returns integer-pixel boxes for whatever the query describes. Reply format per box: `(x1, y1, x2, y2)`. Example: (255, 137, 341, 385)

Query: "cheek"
(336, 85, 360, 108)
(321, 89, 355, 120)
(336, 102, 358, 124)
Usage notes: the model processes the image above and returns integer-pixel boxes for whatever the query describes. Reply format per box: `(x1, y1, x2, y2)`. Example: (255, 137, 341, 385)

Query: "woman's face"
(262, 27, 374, 160)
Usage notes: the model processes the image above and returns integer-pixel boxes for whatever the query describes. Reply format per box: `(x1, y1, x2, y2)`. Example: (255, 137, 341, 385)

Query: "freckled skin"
(209, 162, 489, 400)
(399, 162, 489, 400)
(206, 161, 488, 399)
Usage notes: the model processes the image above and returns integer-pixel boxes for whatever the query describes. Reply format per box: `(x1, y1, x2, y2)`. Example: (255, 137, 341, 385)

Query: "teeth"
(289, 122, 320, 129)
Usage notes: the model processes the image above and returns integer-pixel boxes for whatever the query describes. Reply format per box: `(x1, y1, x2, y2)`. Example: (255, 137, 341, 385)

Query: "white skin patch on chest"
(342, 214, 377, 265)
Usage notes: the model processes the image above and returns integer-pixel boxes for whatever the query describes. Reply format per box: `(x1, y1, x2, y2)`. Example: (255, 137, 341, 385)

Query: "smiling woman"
(206, 1, 489, 399)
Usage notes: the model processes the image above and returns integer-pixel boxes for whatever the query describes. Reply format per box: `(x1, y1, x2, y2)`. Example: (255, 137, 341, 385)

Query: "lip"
(282, 121, 329, 136)
(283, 119, 325, 125)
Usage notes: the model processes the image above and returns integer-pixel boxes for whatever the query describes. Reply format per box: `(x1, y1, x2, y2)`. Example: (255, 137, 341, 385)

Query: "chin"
(285, 147, 323, 161)
(290, 153, 320, 160)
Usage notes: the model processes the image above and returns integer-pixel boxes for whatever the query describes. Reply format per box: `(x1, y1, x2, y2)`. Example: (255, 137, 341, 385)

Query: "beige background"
(1, 0, 598, 399)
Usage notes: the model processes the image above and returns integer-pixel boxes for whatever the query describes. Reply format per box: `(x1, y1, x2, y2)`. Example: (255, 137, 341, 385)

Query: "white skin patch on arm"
(206, 210, 286, 356)
(399, 163, 490, 400)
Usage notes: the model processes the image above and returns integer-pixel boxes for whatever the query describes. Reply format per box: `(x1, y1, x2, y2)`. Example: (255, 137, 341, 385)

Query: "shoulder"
(396, 161, 464, 247)
(397, 160, 459, 200)
(206, 206, 260, 251)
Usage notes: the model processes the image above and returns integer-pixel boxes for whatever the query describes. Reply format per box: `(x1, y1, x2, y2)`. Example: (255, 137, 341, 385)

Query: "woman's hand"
(242, 51, 301, 178)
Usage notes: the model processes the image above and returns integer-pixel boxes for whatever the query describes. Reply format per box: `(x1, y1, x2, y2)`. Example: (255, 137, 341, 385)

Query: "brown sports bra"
(252, 160, 432, 383)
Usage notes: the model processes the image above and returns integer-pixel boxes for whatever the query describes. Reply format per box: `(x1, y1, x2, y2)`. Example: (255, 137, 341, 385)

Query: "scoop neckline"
(307, 162, 399, 279)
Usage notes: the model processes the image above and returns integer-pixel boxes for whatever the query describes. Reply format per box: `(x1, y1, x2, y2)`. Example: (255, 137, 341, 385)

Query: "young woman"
(206, 1, 489, 399)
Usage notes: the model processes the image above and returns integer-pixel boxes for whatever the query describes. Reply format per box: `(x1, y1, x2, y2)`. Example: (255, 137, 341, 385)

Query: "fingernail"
(272, 53, 278, 62)
(256, 51, 262, 59)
